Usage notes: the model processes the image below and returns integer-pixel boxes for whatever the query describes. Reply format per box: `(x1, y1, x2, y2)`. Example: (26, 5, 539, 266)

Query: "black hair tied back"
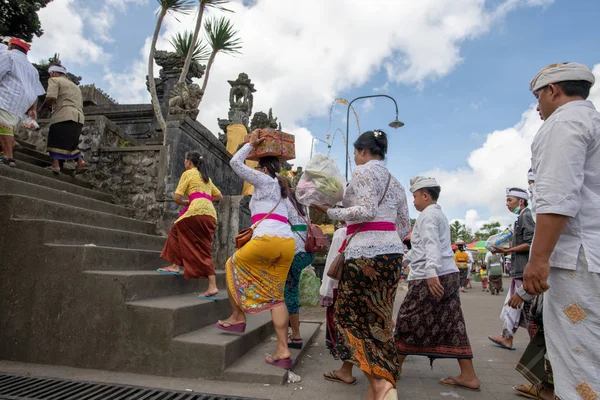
(353, 130, 388, 160)
(186, 151, 210, 183)
(258, 156, 290, 199)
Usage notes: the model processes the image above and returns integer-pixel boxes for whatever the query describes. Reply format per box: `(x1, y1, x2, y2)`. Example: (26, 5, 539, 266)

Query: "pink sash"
(339, 221, 396, 252)
(178, 192, 213, 218)
(251, 213, 288, 225)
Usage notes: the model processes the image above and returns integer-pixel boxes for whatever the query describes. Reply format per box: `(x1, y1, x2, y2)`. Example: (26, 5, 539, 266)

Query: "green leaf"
(170, 30, 211, 62)
(204, 15, 243, 55)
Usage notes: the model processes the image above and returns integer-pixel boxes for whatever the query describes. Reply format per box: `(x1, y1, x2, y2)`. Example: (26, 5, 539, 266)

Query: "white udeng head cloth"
(506, 188, 529, 200)
(48, 65, 67, 74)
(410, 176, 440, 193)
(529, 62, 595, 93)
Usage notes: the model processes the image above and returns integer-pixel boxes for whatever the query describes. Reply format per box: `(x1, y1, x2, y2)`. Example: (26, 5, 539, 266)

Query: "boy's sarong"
(395, 272, 473, 364)
(226, 235, 295, 314)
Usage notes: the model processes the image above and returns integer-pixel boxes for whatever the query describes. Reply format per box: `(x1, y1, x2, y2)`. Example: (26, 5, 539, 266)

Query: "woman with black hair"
(217, 132, 296, 370)
(158, 151, 223, 299)
(317, 130, 411, 400)
(284, 186, 316, 349)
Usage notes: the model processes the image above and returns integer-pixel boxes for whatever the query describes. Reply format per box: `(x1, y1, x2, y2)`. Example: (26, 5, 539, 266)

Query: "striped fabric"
(0, 50, 45, 117)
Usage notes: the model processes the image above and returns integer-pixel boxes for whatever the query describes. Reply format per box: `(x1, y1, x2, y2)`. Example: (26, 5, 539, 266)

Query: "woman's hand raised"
(249, 131, 265, 147)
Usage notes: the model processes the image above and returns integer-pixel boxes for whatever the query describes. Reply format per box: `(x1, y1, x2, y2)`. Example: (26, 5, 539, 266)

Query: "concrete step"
(0, 195, 155, 234)
(126, 292, 231, 337)
(9, 219, 165, 250)
(0, 176, 133, 218)
(14, 143, 52, 163)
(85, 270, 226, 302)
(221, 322, 322, 384)
(14, 151, 51, 168)
(170, 312, 275, 380)
(11, 153, 93, 190)
(43, 244, 163, 271)
(0, 164, 111, 202)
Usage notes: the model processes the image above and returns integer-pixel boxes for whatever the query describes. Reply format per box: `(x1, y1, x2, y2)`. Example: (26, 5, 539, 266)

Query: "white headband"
(506, 188, 529, 200)
(48, 65, 67, 74)
(529, 62, 595, 93)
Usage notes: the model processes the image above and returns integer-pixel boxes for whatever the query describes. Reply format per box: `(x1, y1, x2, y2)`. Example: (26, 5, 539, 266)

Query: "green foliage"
(0, 0, 54, 41)
(157, 0, 196, 16)
(474, 221, 502, 241)
(170, 30, 211, 62)
(450, 220, 474, 244)
(204, 15, 242, 55)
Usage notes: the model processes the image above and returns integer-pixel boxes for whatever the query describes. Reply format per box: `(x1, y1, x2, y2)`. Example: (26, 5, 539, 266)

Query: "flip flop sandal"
(439, 377, 481, 392)
(198, 292, 220, 301)
(287, 335, 303, 349)
(488, 336, 516, 350)
(265, 355, 293, 370)
(513, 384, 539, 399)
(156, 268, 183, 276)
(45, 166, 61, 175)
(323, 371, 357, 386)
(216, 321, 246, 333)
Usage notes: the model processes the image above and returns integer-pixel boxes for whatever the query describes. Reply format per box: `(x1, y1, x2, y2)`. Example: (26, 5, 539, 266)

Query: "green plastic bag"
(299, 266, 321, 307)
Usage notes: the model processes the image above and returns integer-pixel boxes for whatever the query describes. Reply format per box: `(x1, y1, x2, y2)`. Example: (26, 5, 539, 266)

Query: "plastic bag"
(296, 154, 345, 207)
(299, 266, 321, 307)
(485, 228, 513, 251)
(19, 117, 39, 130)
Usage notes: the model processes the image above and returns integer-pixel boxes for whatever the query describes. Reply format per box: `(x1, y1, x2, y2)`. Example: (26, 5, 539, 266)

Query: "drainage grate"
(0, 373, 266, 400)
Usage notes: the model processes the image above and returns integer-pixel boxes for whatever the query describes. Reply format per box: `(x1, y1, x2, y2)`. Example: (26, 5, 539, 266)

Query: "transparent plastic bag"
(296, 154, 345, 207)
(19, 117, 39, 130)
(485, 228, 513, 251)
(299, 266, 321, 307)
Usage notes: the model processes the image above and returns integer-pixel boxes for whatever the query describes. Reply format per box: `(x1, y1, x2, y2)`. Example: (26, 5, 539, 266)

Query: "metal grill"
(0, 373, 265, 400)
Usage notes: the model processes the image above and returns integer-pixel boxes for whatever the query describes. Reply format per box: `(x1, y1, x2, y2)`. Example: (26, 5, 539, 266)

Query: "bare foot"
(157, 265, 182, 274)
(77, 159, 87, 169)
(440, 375, 481, 391)
(272, 349, 291, 361)
(201, 290, 219, 297)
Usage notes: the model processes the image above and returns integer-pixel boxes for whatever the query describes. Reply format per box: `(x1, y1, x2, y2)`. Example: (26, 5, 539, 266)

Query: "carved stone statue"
(169, 82, 203, 120)
(250, 108, 279, 131)
(218, 73, 257, 146)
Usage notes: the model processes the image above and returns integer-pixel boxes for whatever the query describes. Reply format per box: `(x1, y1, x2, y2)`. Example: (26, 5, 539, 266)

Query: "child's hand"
(508, 293, 524, 309)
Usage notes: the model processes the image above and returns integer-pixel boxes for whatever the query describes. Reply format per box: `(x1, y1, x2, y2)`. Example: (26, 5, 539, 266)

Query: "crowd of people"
(159, 62, 599, 400)
(2, 35, 598, 399)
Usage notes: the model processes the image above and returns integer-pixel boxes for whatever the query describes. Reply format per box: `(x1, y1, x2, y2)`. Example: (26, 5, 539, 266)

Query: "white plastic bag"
(19, 117, 39, 130)
(485, 228, 513, 251)
(299, 266, 321, 307)
(296, 154, 345, 207)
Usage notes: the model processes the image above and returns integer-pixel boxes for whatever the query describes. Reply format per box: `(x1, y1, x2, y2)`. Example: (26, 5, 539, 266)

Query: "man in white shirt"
(525, 62, 599, 400)
(0, 37, 45, 167)
(395, 176, 480, 392)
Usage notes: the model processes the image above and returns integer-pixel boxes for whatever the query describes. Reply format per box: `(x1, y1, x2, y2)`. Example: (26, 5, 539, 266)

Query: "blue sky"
(30, 0, 600, 231)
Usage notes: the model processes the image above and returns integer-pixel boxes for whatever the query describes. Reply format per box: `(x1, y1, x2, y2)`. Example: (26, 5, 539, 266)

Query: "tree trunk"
(198, 51, 216, 108)
(148, 8, 168, 145)
(178, 5, 205, 84)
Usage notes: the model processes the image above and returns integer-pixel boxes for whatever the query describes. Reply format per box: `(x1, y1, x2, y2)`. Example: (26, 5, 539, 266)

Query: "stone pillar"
(212, 195, 251, 270)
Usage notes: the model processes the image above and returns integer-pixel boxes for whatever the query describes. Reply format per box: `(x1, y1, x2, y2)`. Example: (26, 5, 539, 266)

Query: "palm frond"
(170, 30, 211, 62)
(200, 0, 233, 13)
(157, 0, 196, 15)
(204, 15, 242, 55)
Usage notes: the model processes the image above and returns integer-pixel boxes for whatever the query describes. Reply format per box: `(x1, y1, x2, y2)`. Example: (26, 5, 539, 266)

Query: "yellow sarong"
(226, 235, 295, 314)
(0, 109, 19, 136)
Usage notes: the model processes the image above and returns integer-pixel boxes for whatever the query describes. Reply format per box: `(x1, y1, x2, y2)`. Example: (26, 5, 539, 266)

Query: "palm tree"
(170, 30, 211, 63)
(148, 0, 195, 144)
(198, 15, 242, 107)
(178, 0, 231, 84)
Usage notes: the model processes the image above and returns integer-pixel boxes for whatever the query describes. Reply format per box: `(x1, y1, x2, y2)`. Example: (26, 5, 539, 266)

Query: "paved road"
(0, 277, 529, 400)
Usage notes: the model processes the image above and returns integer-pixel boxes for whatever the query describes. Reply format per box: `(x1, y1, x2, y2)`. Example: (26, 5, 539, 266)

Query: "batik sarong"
(334, 253, 403, 386)
(395, 272, 473, 365)
(544, 247, 600, 400)
(160, 214, 216, 279)
(284, 252, 315, 315)
(489, 275, 503, 294)
(459, 267, 468, 287)
(226, 235, 295, 314)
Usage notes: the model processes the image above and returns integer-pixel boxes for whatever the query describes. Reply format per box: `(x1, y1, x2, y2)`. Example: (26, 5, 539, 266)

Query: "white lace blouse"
(285, 198, 308, 254)
(230, 144, 293, 239)
(327, 160, 411, 260)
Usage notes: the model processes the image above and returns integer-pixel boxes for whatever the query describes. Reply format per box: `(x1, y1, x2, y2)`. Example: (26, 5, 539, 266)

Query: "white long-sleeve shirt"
(404, 204, 458, 281)
(531, 100, 600, 273)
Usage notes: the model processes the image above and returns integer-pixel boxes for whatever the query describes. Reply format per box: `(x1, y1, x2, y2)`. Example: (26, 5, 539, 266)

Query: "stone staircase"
(0, 141, 320, 385)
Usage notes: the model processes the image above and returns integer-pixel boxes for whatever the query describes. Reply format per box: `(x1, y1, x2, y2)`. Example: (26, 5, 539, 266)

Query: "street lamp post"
(344, 94, 404, 180)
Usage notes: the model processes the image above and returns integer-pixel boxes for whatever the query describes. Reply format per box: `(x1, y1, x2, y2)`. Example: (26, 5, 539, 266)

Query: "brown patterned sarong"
(395, 272, 473, 364)
(489, 275, 503, 294)
(160, 214, 216, 279)
(334, 254, 403, 386)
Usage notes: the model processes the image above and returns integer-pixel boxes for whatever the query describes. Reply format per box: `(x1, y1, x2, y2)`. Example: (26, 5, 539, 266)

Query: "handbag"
(288, 201, 329, 254)
(327, 173, 392, 280)
(235, 198, 282, 249)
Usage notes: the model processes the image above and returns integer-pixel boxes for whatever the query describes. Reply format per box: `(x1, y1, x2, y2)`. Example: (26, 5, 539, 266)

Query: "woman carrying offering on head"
(217, 132, 296, 370)
(317, 130, 411, 400)
(158, 151, 223, 299)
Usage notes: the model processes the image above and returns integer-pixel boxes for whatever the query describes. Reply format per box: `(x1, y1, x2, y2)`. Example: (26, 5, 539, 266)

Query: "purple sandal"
(265, 356, 293, 370)
(216, 321, 246, 333)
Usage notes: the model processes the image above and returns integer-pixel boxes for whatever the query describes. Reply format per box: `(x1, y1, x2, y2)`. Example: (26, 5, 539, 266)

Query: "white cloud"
(108, 0, 553, 167)
(434, 63, 600, 229)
